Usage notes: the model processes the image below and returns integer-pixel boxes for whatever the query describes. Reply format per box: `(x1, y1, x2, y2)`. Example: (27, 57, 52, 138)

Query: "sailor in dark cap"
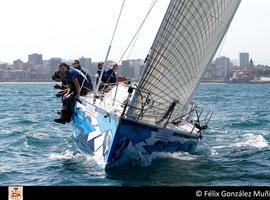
(52, 70, 69, 97)
(54, 62, 92, 124)
(72, 59, 93, 93)
(72, 59, 82, 70)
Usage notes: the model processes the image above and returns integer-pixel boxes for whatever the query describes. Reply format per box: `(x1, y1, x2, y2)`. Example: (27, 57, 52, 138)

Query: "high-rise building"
(79, 57, 92, 69)
(13, 59, 24, 66)
(28, 53, 43, 65)
(49, 58, 62, 74)
(214, 56, 233, 79)
(239, 52, 249, 68)
(120, 59, 144, 79)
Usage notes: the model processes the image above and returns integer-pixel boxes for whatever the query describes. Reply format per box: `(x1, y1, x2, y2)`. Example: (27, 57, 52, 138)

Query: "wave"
(210, 145, 227, 156)
(48, 150, 106, 178)
(48, 150, 98, 167)
(25, 134, 51, 148)
(231, 133, 269, 150)
(137, 151, 200, 167)
(229, 118, 270, 128)
(49, 150, 82, 160)
(208, 133, 269, 157)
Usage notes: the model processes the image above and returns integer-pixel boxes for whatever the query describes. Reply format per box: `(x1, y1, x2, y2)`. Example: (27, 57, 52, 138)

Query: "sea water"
(1, 82, 270, 186)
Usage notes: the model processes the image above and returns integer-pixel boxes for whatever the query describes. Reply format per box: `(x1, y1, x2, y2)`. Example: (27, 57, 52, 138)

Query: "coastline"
(201, 80, 270, 84)
(1, 80, 270, 84)
(0, 81, 54, 84)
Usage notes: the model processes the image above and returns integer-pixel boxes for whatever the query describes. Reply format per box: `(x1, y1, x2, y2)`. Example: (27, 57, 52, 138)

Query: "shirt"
(65, 68, 92, 95)
(104, 69, 117, 84)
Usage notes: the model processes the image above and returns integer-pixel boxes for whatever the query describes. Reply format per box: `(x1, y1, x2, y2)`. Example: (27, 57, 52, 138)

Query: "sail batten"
(126, 0, 241, 124)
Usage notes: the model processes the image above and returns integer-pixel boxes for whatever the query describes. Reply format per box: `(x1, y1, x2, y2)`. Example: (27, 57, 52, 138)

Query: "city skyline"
(1, 51, 269, 83)
(0, 51, 262, 67)
(0, 0, 270, 64)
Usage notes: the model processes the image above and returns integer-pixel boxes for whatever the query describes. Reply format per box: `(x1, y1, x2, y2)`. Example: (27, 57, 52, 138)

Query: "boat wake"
(49, 150, 82, 160)
(150, 152, 199, 161)
(48, 150, 106, 174)
(135, 152, 200, 167)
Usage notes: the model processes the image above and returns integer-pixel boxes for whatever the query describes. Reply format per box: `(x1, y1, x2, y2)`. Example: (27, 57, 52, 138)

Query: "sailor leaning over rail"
(54, 62, 93, 124)
(52, 69, 69, 97)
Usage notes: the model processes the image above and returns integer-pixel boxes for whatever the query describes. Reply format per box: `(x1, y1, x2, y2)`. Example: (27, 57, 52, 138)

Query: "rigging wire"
(98, 0, 158, 92)
(117, 0, 158, 65)
(95, 0, 126, 92)
(126, 27, 142, 60)
(126, 0, 157, 60)
(109, 0, 126, 47)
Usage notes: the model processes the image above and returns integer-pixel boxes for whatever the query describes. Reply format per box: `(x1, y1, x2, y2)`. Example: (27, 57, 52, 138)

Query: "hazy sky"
(0, 0, 269, 65)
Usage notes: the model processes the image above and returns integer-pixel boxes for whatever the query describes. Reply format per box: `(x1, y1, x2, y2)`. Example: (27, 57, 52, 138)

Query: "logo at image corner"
(9, 186, 23, 200)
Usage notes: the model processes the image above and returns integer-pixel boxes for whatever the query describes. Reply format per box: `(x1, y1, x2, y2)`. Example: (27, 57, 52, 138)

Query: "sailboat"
(72, 0, 241, 169)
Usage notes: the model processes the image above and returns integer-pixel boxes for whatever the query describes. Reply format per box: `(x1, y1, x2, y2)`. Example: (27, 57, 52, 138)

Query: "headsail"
(126, 0, 241, 125)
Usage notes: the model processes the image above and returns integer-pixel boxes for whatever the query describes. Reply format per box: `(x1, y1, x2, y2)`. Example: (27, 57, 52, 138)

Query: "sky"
(0, 0, 270, 65)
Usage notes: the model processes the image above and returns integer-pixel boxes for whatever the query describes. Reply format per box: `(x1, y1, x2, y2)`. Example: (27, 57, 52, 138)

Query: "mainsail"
(126, 0, 241, 125)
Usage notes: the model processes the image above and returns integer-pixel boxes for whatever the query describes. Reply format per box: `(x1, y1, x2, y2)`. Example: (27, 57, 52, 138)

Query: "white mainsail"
(126, 0, 241, 125)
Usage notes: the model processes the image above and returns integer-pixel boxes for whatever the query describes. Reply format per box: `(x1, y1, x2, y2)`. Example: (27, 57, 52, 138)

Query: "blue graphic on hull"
(143, 140, 197, 154)
(73, 107, 96, 153)
(73, 108, 95, 136)
(72, 103, 118, 164)
(106, 119, 152, 167)
(72, 104, 199, 169)
(105, 118, 198, 169)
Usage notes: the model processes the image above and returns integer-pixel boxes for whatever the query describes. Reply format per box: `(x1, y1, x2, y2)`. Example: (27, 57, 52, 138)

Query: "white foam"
(138, 152, 199, 167)
(210, 145, 227, 156)
(49, 150, 82, 160)
(210, 148, 219, 156)
(84, 154, 106, 170)
(157, 152, 199, 160)
(232, 133, 268, 149)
